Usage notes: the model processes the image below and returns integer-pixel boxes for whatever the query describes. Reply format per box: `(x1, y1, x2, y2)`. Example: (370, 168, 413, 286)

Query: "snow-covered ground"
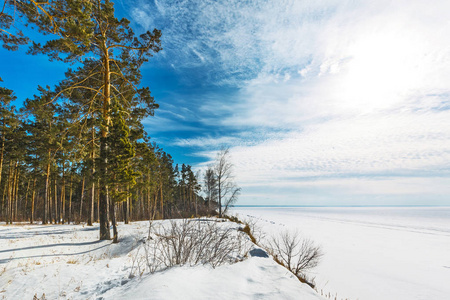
(0, 219, 323, 300)
(233, 206, 450, 300)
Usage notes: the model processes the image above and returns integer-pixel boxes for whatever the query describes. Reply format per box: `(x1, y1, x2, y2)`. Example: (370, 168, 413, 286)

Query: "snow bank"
(0, 220, 323, 300)
(233, 207, 450, 300)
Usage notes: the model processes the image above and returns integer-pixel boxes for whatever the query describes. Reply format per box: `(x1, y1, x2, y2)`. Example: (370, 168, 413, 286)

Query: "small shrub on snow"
(131, 219, 252, 276)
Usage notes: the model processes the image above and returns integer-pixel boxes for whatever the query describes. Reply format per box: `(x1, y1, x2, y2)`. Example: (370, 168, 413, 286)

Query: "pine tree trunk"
(68, 175, 73, 224)
(147, 188, 151, 220)
(43, 159, 50, 225)
(99, 48, 111, 240)
(49, 176, 53, 224)
(99, 136, 110, 239)
(0, 134, 4, 194)
(54, 176, 58, 223)
(88, 128, 95, 226)
(97, 179, 100, 222)
(124, 191, 129, 224)
(160, 181, 164, 219)
(1, 185, 5, 221)
(61, 161, 65, 224)
(153, 193, 158, 220)
(89, 181, 95, 226)
(80, 175, 85, 223)
(111, 199, 118, 243)
(24, 179, 31, 222)
(31, 177, 36, 224)
(12, 163, 18, 222)
(140, 190, 143, 220)
(7, 161, 13, 224)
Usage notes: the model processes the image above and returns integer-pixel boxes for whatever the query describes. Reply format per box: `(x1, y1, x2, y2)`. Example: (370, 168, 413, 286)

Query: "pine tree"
(20, 0, 161, 240)
(22, 88, 60, 224)
(0, 1, 28, 51)
(106, 101, 138, 242)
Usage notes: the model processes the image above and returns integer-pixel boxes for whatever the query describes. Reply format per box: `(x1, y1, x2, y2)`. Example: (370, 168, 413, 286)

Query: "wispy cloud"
(129, 0, 450, 205)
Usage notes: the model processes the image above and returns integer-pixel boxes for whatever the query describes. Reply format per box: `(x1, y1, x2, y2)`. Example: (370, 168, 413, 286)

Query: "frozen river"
(232, 206, 450, 300)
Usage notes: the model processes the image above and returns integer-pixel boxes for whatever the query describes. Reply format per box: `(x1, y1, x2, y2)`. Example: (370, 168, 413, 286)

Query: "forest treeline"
(0, 0, 239, 241)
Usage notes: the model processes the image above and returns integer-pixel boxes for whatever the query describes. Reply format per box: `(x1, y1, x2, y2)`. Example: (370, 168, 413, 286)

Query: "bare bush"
(243, 218, 265, 245)
(131, 219, 251, 276)
(266, 230, 322, 285)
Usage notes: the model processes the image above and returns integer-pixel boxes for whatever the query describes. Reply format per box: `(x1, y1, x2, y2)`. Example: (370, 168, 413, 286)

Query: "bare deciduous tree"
(203, 165, 217, 212)
(266, 230, 323, 285)
(214, 148, 241, 217)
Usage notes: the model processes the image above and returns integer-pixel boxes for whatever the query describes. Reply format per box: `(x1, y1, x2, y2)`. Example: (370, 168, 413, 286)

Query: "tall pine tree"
(20, 0, 161, 240)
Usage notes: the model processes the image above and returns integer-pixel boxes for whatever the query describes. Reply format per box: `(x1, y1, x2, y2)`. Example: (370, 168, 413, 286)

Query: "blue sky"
(2, 0, 450, 206)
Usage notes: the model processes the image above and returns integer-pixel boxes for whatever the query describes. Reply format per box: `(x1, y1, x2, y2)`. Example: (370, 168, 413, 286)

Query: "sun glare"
(337, 31, 421, 113)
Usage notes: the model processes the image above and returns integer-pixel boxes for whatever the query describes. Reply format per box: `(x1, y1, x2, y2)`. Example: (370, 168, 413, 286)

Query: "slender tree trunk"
(31, 177, 36, 224)
(24, 178, 31, 222)
(182, 185, 185, 211)
(97, 179, 100, 222)
(124, 188, 129, 224)
(99, 142, 110, 239)
(43, 158, 51, 225)
(218, 178, 222, 218)
(99, 49, 111, 240)
(88, 174, 95, 226)
(88, 128, 95, 226)
(88, 180, 95, 226)
(68, 175, 73, 224)
(194, 190, 197, 217)
(140, 189, 144, 220)
(54, 176, 58, 223)
(208, 189, 211, 212)
(0, 133, 4, 195)
(111, 198, 118, 243)
(147, 187, 151, 220)
(160, 181, 163, 219)
(61, 161, 65, 224)
(79, 175, 85, 222)
(49, 175, 53, 224)
(0, 135, 4, 221)
(1, 184, 5, 221)
(12, 163, 18, 222)
(7, 161, 14, 224)
(153, 193, 158, 220)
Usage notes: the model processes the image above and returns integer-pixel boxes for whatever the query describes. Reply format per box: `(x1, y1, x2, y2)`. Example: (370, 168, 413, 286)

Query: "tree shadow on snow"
(0, 240, 110, 264)
(0, 225, 99, 240)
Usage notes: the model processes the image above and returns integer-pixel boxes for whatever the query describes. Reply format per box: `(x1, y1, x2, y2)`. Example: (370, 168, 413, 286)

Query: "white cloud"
(130, 0, 450, 205)
(173, 136, 241, 148)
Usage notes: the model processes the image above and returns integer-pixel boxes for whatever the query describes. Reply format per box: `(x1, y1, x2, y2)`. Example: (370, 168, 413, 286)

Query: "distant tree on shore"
(214, 148, 241, 217)
(203, 165, 218, 213)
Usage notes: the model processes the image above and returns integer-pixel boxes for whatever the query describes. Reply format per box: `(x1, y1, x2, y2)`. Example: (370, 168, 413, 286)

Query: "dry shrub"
(131, 219, 251, 276)
(239, 224, 256, 244)
(265, 230, 322, 287)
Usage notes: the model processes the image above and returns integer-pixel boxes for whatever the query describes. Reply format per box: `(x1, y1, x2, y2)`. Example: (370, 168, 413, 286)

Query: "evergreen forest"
(0, 0, 230, 242)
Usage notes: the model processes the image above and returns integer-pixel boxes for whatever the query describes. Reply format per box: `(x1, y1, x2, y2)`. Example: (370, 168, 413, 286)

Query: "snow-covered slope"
(233, 207, 450, 300)
(0, 221, 323, 300)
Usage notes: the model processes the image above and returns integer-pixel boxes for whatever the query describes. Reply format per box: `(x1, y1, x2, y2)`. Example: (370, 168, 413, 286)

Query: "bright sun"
(337, 30, 423, 113)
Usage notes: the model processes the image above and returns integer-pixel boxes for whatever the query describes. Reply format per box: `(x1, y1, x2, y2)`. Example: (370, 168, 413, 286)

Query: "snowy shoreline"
(233, 207, 450, 300)
(0, 220, 323, 300)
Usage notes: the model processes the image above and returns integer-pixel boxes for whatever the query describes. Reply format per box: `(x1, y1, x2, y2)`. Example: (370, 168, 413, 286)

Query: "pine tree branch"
(110, 71, 139, 93)
(107, 44, 149, 52)
(45, 71, 102, 105)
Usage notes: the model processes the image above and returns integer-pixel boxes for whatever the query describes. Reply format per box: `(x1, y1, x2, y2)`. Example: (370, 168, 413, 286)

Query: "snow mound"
(0, 221, 323, 300)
